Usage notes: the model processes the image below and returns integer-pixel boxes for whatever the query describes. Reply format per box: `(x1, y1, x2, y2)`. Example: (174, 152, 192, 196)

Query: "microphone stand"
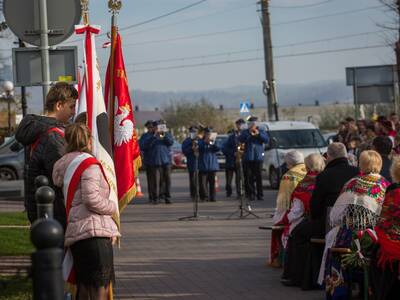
(179, 140, 211, 221)
(227, 143, 260, 220)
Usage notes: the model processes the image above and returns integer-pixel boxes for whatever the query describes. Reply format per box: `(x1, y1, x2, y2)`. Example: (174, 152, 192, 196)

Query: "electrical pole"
(260, 0, 279, 121)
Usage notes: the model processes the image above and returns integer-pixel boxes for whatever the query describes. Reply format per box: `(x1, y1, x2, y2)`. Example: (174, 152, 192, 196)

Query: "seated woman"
(320, 150, 390, 300)
(270, 150, 306, 267)
(53, 123, 120, 300)
(370, 156, 400, 300)
(281, 153, 325, 287)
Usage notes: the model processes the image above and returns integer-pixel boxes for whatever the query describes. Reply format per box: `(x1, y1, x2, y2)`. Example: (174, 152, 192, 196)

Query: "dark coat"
(182, 137, 197, 172)
(15, 114, 66, 229)
(142, 132, 174, 166)
(380, 155, 392, 183)
(139, 132, 153, 166)
(238, 128, 269, 162)
(222, 131, 239, 170)
(198, 140, 220, 172)
(310, 157, 359, 234)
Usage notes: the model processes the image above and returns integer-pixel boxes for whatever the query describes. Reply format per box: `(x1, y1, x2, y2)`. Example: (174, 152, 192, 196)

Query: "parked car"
(258, 121, 328, 189)
(0, 136, 24, 181)
(171, 141, 187, 169)
(322, 132, 337, 145)
(215, 134, 228, 169)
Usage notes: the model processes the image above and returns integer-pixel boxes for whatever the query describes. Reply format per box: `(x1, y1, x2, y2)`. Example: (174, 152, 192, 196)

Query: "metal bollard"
(31, 218, 64, 300)
(35, 185, 55, 219)
(35, 175, 49, 190)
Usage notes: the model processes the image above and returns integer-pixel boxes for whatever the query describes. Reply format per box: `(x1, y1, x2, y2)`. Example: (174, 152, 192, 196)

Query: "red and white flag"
(63, 25, 120, 284)
(105, 32, 141, 212)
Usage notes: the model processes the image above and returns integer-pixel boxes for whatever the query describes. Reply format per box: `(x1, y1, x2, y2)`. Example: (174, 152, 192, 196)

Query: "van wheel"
(0, 167, 17, 181)
(269, 167, 279, 190)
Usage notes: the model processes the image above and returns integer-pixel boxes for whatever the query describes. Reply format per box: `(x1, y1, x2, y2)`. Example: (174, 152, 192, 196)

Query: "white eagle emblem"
(114, 104, 134, 146)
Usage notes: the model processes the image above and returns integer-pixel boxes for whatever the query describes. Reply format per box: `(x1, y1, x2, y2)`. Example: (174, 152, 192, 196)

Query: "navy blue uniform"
(142, 132, 174, 203)
(139, 131, 155, 202)
(238, 128, 269, 200)
(198, 139, 219, 201)
(222, 131, 242, 197)
(182, 137, 198, 198)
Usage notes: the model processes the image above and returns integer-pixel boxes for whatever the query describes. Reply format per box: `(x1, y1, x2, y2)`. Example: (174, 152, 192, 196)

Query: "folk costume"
(281, 171, 320, 288)
(270, 163, 306, 267)
(370, 183, 400, 300)
(320, 173, 389, 299)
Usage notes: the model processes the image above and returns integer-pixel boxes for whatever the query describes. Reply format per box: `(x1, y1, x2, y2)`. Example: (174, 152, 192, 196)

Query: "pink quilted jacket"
(53, 152, 120, 247)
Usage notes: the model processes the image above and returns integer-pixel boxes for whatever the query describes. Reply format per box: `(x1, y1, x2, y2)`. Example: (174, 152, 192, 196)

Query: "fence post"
(35, 181, 55, 219)
(31, 217, 64, 300)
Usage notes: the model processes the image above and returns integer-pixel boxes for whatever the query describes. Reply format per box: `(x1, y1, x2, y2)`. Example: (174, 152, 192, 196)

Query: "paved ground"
(114, 171, 323, 300)
(0, 171, 323, 299)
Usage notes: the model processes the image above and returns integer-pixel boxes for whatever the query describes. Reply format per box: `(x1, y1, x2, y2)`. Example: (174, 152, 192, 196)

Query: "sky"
(3, 0, 398, 93)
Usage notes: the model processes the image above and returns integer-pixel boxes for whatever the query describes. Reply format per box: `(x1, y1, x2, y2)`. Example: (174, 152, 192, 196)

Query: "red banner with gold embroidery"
(105, 33, 141, 212)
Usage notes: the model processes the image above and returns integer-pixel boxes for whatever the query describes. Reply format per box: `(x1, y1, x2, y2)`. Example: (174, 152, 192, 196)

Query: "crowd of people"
(269, 113, 400, 299)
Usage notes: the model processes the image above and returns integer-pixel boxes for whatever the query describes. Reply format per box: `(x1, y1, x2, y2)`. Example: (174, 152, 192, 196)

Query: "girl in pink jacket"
(53, 123, 120, 300)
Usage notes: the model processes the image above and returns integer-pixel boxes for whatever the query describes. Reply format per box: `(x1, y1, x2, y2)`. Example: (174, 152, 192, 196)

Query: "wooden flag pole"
(108, 0, 122, 148)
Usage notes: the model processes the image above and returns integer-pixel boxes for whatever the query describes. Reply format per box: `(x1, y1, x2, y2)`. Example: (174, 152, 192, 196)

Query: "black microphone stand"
(227, 144, 260, 219)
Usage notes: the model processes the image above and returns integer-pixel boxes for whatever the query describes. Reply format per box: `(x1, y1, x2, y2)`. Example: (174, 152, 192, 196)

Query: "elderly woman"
(370, 156, 400, 300)
(281, 153, 325, 286)
(320, 150, 390, 299)
(270, 150, 307, 267)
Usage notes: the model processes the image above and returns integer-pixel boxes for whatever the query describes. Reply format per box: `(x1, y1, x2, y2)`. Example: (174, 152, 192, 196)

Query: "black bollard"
(35, 186, 55, 219)
(31, 218, 64, 300)
(34, 175, 49, 190)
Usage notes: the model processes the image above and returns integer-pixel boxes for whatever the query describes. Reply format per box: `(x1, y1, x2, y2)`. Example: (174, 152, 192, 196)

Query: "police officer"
(139, 120, 156, 203)
(238, 116, 269, 201)
(142, 120, 174, 204)
(182, 126, 202, 199)
(198, 127, 220, 202)
(222, 119, 245, 198)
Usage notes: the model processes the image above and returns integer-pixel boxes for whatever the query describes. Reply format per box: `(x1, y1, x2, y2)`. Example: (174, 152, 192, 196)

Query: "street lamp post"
(3, 81, 14, 136)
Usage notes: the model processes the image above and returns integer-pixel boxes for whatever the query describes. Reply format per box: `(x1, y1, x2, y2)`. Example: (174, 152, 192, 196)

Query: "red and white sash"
(62, 152, 106, 283)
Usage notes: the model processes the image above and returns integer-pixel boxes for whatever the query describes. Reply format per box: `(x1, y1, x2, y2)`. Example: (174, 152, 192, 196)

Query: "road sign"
(240, 101, 250, 114)
(3, 0, 81, 46)
(12, 47, 78, 86)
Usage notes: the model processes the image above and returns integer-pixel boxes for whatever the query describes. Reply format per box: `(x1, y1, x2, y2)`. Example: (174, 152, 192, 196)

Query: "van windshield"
(269, 129, 327, 149)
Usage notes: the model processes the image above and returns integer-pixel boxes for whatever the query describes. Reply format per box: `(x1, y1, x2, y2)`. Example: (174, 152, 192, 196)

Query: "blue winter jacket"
(238, 128, 269, 162)
(198, 140, 220, 172)
(222, 132, 239, 169)
(142, 132, 174, 166)
(139, 132, 153, 166)
(182, 137, 197, 172)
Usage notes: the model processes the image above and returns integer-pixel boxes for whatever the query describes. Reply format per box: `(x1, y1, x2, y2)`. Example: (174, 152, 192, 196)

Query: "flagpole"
(108, 0, 122, 148)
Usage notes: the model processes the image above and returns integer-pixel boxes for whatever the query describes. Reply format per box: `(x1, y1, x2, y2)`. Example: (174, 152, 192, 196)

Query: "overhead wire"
(270, 0, 334, 9)
(122, 44, 389, 74)
(120, 5, 385, 48)
(119, 30, 386, 67)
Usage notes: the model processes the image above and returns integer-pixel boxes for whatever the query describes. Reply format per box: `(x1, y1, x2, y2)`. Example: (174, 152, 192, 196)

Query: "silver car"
(0, 137, 24, 181)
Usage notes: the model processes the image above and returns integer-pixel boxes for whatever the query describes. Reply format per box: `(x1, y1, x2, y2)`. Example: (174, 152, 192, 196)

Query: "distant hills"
(132, 80, 353, 110)
(23, 80, 353, 113)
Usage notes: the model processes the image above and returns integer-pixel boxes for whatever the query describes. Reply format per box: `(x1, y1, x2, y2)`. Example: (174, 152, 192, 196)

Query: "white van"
(258, 121, 327, 189)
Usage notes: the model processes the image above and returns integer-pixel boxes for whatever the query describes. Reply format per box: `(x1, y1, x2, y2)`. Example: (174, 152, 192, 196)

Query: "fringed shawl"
(330, 173, 390, 231)
(276, 163, 307, 212)
(290, 171, 318, 214)
(375, 183, 400, 269)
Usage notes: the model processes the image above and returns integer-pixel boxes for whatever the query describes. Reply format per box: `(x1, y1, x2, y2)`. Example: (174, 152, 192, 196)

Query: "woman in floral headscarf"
(370, 156, 400, 300)
(320, 150, 390, 300)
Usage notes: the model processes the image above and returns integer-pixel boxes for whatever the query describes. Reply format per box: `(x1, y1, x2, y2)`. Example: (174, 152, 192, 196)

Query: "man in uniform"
(222, 119, 245, 198)
(142, 120, 174, 204)
(139, 120, 156, 203)
(238, 116, 269, 201)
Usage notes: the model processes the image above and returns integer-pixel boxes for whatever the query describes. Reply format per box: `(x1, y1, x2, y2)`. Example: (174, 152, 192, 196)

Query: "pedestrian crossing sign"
(240, 101, 250, 114)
